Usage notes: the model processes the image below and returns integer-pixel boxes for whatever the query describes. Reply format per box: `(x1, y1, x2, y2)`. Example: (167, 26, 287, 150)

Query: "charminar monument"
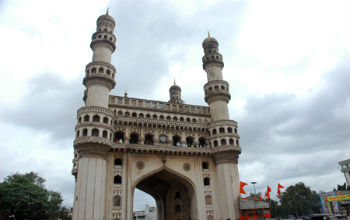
(72, 11, 242, 220)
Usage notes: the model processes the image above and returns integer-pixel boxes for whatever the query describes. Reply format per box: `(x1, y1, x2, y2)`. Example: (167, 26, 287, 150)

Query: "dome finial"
(174, 78, 176, 85)
(208, 30, 210, 38)
(106, 8, 109, 15)
(124, 89, 128, 97)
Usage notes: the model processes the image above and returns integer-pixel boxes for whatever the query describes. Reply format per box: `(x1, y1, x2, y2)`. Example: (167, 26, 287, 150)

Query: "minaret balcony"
(202, 53, 223, 69)
(83, 70, 116, 90)
(90, 32, 116, 52)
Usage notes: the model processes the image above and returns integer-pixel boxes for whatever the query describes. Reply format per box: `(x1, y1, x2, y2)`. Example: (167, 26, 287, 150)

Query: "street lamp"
(251, 182, 257, 197)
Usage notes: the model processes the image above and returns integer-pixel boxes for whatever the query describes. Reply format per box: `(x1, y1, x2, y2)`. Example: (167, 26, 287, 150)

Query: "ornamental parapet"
(78, 106, 114, 117)
(208, 119, 237, 128)
(109, 95, 211, 116)
(115, 116, 209, 130)
(83, 72, 116, 91)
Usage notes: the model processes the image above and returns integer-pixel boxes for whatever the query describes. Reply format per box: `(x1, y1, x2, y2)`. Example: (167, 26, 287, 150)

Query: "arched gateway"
(133, 168, 197, 220)
(71, 11, 242, 220)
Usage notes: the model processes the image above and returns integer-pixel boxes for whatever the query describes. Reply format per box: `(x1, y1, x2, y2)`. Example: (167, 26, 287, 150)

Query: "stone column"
(73, 145, 109, 220)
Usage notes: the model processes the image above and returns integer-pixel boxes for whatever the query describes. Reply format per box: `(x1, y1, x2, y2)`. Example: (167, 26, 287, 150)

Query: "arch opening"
(134, 169, 197, 220)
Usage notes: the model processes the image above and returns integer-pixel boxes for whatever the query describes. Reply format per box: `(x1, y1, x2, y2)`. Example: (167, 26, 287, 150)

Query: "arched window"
(98, 67, 104, 73)
(202, 162, 209, 170)
(175, 205, 181, 213)
(92, 128, 99, 137)
(144, 134, 153, 145)
(130, 133, 139, 144)
(114, 131, 124, 143)
(114, 158, 122, 166)
(84, 115, 90, 122)
(180, 117, 184, 121)
(204, 177, 210, 186)
(146, 114, 151, 118)
(214, 85, 219, 90)
(228, 127, 233, 133)
(124, 112, 130, 116)
(83, 129, 88, 136)
(221, 139, 227, 146)
(175, 192, 181, 199)
(186, 137, 194, 146)
(159, 115, 164, 120)
(221, 85, 225, 90)
(214, 140, 218, 147)
(114, 175, 122, 184)
(173, 136, 181, 146)
(132, 112, 137, 117)
(236, 140, 239, 146)
(205, 195, 212, 205)
(219, 127, 225, 133)
(186, 118, 191, 122)
(173, 117, 178, 121)
(139, 113, 144, 118)
(212, 129, 217, 135)
(113, 195, 121, 207)
(76, 130, 80, 138)
(166, 116, 171, 120)
(102, 130, 108, 138)
(192, 118, 197, 123)
(91, 68, 96, 73)
(234, 128, 238, 133)
(78, 117, 81, 123)
(106, 69, 111, 75)
(199, 137, 206, 147)
(229, 139, 234, 145)
(152, 114, 157, 119)
(103, 117, 108, 124)
(93, 115, 100, 122)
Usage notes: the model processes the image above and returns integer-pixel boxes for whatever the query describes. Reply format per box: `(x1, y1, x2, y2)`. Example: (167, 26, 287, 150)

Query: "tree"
(0, 172, 70, 220)
(279, 182, 320, 217)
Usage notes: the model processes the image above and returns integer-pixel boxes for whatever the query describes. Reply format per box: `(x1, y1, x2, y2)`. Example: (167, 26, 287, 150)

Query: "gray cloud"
(237, 60, 349, 193)
(0, 73, 83, 146)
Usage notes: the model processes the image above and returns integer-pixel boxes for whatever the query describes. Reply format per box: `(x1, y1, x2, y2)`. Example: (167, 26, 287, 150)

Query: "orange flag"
(265, 186, 271, 199)
(258, 193, 262, 200)
(277, 183, 284, 196)
(240, 181, 248, 194)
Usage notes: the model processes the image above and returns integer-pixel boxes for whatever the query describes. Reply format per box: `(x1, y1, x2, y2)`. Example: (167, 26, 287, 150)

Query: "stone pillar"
(73, 145, 109, 220)
(214, 152, 240, 220)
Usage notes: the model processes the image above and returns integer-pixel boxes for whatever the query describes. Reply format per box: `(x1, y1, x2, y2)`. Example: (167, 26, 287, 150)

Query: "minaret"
(169, 79, 184, 104)
(72, 11, 116, 220)
(202, 34, 241, 220)
(83, 10, 116, 107)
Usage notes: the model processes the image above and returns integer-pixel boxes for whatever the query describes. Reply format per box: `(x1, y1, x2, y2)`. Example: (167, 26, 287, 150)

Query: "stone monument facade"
(72, 12, 242, 220)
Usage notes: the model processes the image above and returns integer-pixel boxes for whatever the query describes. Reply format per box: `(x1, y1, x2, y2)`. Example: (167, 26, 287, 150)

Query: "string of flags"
(240, 181, 285, 200)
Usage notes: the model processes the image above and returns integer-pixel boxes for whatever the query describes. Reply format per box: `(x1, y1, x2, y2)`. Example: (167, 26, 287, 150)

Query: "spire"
(124, 90, 128, 97)
(208, 31, 210, 38)
(106, 8, 109, 15)
(174, 78, 176, 85)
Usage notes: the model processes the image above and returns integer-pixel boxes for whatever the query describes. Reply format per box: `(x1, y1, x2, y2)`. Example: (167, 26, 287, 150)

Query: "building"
(133, 205, 157, 220)
(339, 159, 350, 185)
(72, 11, 242, 220)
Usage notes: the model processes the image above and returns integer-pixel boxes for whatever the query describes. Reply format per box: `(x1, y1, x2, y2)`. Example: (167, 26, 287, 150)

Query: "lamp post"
(251, 181, 257, 197)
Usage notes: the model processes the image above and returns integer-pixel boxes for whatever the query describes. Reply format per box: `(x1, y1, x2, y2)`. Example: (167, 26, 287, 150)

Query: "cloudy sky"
(0, 0, 348, 210)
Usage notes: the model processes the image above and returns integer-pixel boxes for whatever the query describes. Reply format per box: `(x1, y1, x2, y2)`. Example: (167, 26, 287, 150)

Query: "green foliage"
(0, 172, 70, 220)
(279, 182, 320, 217)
